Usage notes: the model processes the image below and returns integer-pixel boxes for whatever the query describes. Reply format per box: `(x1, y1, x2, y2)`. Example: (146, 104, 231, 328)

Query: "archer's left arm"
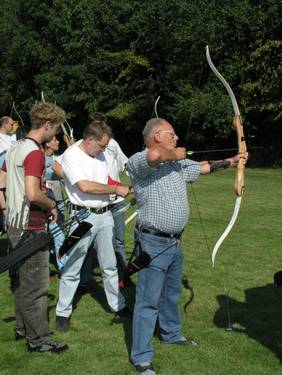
(200, 152, 249, 175)
(0, 169, 6, 210)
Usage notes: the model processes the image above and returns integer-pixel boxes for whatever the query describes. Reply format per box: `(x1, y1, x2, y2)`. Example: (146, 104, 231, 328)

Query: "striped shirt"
(127, 149, 200, 233)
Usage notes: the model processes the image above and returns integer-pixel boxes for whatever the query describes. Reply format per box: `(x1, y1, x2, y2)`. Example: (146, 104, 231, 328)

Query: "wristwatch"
(50, 200, 56, 209)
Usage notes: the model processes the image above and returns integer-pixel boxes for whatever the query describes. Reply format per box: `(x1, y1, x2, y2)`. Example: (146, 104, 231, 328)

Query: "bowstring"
(182, 56, 207, 312)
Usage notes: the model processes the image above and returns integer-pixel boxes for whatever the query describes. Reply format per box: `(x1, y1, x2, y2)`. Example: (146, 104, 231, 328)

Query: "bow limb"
(41, 91, 46, 103)
(124, 96, 161, 226)
(125, 211, 137, 226)
(206, 46, 240, 116)
(126, 96, 161, 225)
(154, 96, 160, 118)
(206, 46, 247, 267)
(41, 91, 75, 147)
(211, 196, 242, 266)
(61, 122, 75, 147)
(11, 101, 25, 133)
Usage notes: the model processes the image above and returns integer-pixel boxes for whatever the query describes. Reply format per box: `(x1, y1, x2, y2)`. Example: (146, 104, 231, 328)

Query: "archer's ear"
(153, 131, 161, 143)
(84, 135, 94, 144)
(42, 121, 50, 130)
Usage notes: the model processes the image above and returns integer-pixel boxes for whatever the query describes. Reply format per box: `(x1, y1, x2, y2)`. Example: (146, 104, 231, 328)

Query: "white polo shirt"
(62, 141, 110, 208)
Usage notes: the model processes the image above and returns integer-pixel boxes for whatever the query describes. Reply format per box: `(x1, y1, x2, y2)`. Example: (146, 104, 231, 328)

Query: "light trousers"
(56, 210, 125, 317)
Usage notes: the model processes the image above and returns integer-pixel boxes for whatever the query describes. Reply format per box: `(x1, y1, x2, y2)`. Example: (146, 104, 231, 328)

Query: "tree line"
(0, 0, 281, 165)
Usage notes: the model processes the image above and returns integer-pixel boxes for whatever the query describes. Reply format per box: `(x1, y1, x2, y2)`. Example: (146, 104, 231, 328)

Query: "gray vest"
(5, 138, 40, 247)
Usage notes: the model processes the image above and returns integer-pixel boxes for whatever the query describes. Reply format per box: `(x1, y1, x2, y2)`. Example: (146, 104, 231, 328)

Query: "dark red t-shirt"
(24, 149, 47, 230)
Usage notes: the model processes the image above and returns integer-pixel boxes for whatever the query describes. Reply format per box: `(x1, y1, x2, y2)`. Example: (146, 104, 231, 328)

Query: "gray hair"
(142, 118, 166, 142)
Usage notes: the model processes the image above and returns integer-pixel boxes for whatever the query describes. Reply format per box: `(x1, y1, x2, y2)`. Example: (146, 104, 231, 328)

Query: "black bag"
(0, 231, 52, 274)
(274, 271, 282, 286)
(124, 251, 151, 278)
(58, 221, 92, 258)
(119, 250, 151, 287)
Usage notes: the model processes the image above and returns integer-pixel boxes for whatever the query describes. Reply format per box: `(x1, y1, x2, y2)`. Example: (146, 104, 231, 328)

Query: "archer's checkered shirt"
(127, 149, 200, 233)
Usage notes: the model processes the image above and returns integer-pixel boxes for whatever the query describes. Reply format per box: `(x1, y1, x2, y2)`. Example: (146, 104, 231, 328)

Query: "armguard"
(208, 159, 230, 173)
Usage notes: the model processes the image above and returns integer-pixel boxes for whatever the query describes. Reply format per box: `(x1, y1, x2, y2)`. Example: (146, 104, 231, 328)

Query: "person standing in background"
(0, 116, 16, 234)
(43, 135, 66, 271)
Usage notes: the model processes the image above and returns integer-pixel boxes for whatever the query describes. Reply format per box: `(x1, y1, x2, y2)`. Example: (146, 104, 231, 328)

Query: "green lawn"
(1, 168, 282, 375)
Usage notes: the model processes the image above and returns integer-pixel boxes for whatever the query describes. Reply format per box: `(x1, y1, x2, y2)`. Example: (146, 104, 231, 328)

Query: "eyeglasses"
(94, 139, 108, 151)
(158, 130, 177, 138)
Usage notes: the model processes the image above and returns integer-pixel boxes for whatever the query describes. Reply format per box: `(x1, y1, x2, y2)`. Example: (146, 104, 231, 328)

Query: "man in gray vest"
(0, 102, 68, 353)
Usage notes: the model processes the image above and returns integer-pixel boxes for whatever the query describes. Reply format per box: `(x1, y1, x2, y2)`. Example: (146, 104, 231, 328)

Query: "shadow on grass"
(0, 237, 9, 257)
(107, 275, 195, 360)
(73, 247, 136, 359)
(73, 279, 109, 313)
(71, 275, 135, 359)
(214, 283, 282, 363)
(114, 284, 135, 359)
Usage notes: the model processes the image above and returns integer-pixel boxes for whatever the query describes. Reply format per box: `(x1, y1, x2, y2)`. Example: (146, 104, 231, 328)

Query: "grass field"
(0, 168, 282, 375)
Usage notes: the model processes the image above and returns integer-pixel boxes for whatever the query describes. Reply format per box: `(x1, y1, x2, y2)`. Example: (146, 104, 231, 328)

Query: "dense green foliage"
(1, 169, 282, 374)
(0, 1, 281, 162)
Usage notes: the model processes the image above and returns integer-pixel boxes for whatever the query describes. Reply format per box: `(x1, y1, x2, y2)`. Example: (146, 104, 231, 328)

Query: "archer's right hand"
(49, 207, 58, 224)
(174, 147, 187, 160)
(116, 184, 130, 197)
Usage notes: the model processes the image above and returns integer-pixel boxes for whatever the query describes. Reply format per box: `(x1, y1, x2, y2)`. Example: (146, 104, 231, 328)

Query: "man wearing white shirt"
(56, 120, 130, 332)
(0, 116, 16, 166)
(0, 116, 16, 233)
(80, 113, 129, 283)
(105, 138, 128, 279)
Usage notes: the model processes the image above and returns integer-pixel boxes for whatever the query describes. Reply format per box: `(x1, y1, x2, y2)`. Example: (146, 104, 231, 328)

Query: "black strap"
(24, 137, 41, 149)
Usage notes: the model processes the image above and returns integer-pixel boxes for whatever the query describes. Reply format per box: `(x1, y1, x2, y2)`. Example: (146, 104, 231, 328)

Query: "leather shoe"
(135, 362, 156, 374)
(15, 330, 25, 341)
(172, 336, 198, 347)
(56, 316, 70, 332)
(27, 339, 68, 353)
(115, 306, 133, 318)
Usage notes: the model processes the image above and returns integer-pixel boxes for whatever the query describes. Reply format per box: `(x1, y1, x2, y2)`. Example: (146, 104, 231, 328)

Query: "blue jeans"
(0, 152, 6, 169)
(56, 210, 125, 317)
(110, 201, 126, 278)
(47, 201, 65, 270)
(131, 230, 184, 365)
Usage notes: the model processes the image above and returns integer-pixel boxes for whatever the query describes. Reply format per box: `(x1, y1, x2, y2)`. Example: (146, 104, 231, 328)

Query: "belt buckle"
(95, 207, 102, 214)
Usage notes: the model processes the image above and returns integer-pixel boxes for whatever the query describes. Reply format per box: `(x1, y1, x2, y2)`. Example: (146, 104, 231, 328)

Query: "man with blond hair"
(0, 102, 68, 353)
